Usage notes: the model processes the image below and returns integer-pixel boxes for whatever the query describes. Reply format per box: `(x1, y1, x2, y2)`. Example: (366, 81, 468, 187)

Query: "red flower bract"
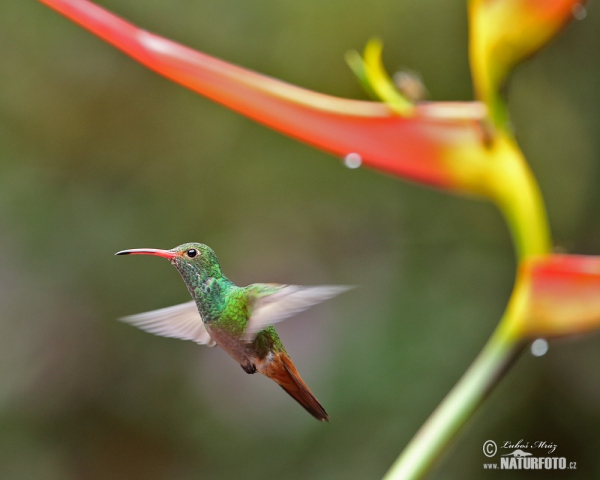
(519, 254, 600, 337)
(38, 0, 488, 191)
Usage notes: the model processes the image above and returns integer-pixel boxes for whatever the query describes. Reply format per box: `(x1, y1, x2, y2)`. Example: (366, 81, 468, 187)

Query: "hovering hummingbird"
(116, 242, 350, 422)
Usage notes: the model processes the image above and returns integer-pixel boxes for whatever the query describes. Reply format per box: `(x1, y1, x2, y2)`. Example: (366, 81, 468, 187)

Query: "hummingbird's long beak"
(115, 248, 177, 259)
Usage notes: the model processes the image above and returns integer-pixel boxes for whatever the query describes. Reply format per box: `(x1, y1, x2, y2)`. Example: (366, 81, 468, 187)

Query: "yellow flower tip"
(346, 38, 415, 116)
(362, 38, 387, 72)
(515, 254, 600, 339)
(469, 0, 584, 127)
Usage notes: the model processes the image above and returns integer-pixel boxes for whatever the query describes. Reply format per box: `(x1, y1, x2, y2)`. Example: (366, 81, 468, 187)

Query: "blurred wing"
(244, 285, 352, 341)
(120, 301, 216, 347)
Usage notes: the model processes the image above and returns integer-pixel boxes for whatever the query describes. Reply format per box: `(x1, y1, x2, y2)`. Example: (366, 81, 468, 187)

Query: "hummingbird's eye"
(186, 249, 198, 258)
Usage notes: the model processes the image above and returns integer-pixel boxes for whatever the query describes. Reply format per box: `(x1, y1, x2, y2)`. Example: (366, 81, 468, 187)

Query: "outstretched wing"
(120, 301, 216, 347)
(244, 285, 352, 341)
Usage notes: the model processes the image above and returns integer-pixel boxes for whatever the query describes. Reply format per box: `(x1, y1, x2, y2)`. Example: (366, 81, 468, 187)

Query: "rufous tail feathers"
(263, 353, 329, 422)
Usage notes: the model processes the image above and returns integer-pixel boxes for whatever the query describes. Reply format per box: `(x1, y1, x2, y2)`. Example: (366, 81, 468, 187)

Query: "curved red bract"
(38, 0, 486, 190)
(522, 254, 600, 337)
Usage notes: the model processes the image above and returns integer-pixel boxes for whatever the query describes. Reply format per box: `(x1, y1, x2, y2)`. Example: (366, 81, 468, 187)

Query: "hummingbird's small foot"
(241, 363, 257, 374)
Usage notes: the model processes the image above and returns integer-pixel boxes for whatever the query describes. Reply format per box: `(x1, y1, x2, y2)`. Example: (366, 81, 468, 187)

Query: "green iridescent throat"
(171, 243, 233, 323)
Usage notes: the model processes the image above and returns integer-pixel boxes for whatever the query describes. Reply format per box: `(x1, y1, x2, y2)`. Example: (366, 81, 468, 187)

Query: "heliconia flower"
(515, 254, 600, 338)
(38, 0, 492, 193)
(469, 0, 585, 127)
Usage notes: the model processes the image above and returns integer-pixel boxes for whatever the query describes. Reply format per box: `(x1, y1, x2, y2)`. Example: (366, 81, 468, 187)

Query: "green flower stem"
(384, 134, 551, 479)
(383, 312, 524, 480)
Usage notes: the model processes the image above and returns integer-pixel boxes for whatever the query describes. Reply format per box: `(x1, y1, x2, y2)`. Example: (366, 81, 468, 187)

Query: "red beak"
(115, 248, 177, 259)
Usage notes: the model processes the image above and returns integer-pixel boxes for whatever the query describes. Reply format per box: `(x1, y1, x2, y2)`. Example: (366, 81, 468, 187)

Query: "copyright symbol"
(483, 440, 497, 458)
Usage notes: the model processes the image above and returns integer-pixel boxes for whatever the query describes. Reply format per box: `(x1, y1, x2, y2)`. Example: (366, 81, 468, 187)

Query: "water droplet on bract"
(531, 338, 549, 357)
(572, 3, 587, 20)
(343, 153, 362, 169)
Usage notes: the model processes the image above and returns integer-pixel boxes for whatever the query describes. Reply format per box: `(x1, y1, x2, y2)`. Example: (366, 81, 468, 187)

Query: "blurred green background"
(1, 1, 600, 478)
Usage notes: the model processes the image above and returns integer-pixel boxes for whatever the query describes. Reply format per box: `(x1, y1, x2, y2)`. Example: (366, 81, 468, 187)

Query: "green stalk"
(383, 310, 523, 480)
(384, 134, 551, 479)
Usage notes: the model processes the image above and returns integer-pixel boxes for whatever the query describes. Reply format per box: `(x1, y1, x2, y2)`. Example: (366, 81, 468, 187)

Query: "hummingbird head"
(116, 242, 223, 280)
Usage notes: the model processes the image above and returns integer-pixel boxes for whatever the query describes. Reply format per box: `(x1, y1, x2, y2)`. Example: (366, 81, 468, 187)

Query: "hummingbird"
(116, 242, 350, 422)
